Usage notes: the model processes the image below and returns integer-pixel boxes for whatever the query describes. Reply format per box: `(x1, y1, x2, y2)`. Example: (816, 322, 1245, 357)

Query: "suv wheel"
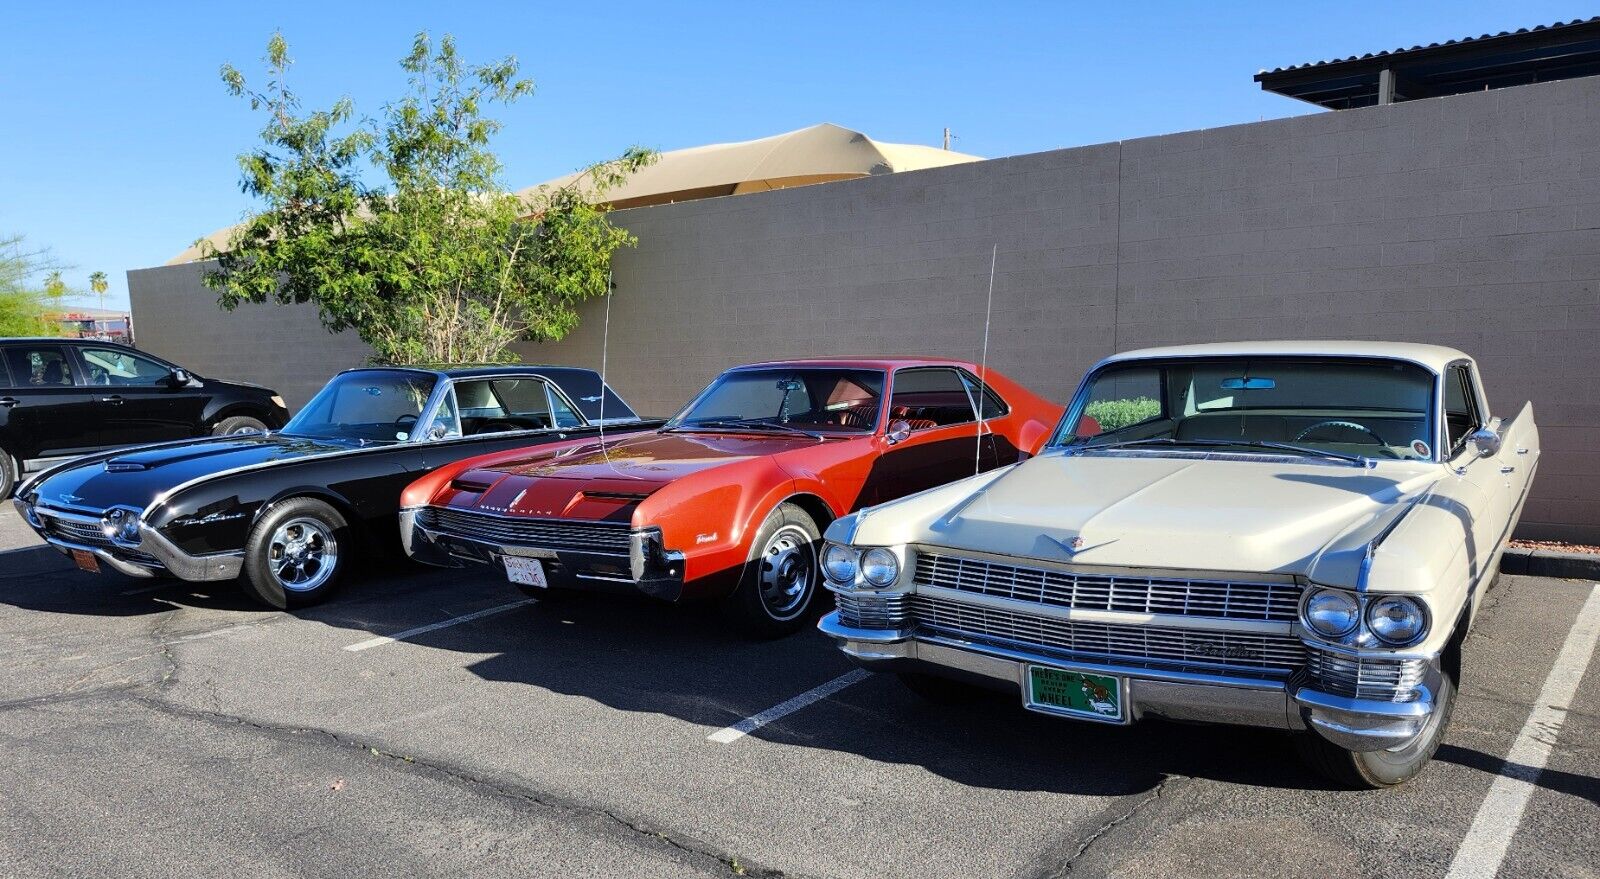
(214, 415, 268, 436)
(241, 497, 351, 609)
(721, 502, 823, 639)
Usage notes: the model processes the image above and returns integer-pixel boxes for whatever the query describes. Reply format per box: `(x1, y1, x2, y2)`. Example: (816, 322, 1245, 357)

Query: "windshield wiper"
(675, 418, 822, 440)
(1072, 437, 1373, 467)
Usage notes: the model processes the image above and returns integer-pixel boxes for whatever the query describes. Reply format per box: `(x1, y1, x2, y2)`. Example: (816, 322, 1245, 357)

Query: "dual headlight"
(1302, 587, 1428, 646)
(822, 543, 900, 588)
(101, 507, 143, 547)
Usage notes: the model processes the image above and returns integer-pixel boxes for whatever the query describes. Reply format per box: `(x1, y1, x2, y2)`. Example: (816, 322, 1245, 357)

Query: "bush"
(1085, 397, 1160, 431)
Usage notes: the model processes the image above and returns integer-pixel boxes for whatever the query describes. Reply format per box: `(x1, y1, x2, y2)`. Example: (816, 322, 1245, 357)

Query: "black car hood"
(32, 433, 371, 512)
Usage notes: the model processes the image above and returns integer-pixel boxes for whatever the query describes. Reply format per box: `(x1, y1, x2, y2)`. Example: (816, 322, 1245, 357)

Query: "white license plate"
(503, 556, 548, 588)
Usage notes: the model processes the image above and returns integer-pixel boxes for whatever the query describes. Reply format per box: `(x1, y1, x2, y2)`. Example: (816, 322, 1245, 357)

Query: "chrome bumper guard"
(15, 499, 243, 582)
(399, 507, 687, 601)
(820, 611, 1442, 750)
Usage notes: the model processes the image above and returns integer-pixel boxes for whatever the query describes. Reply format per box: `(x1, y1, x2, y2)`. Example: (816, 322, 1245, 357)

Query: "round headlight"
(860, 548, 900, 587)
(1367, 595, 1428, 645)
(822, 544, 859, 584)
(1304, 588, 1360, 638)
(103, 508, 142, 546)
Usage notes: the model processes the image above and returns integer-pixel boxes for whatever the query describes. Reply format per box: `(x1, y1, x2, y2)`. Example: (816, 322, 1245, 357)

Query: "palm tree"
(43, 270, 65, 300)
(88, 271, 108, 312)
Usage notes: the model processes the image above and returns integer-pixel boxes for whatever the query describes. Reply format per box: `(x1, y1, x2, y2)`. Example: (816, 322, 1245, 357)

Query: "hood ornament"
(1047, 533, 1116, 557)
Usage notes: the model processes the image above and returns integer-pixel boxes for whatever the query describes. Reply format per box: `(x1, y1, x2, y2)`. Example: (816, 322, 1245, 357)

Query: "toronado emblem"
(1045, 533, 1117, 556)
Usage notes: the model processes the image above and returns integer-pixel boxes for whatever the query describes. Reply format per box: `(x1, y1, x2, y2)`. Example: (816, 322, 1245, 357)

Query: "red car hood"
(445, 430, 819, 520)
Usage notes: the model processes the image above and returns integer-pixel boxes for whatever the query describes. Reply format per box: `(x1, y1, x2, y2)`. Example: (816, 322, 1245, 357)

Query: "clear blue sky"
(1, 1, 1585, 310)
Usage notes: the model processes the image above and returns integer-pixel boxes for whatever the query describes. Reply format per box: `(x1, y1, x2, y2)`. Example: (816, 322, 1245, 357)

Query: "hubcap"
(757, 525, 816, 619)
(267, 517, 338, 592)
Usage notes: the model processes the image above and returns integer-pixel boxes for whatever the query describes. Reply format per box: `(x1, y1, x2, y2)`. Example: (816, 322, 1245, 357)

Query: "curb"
(1501, 547, 1600, 580)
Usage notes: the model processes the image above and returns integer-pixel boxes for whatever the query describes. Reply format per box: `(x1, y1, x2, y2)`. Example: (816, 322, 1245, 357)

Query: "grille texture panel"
(420, 507, 632, 555)
(835, 592, 910, 629)
(914, 552, 1301, 623)
(909, 594, 1305, 677)
(1306, 649, 1427, 702)
(42, 516, 159, 564)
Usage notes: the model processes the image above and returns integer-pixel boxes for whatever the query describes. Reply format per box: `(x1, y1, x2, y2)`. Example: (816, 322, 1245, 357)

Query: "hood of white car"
(905, 451, 1442, 578)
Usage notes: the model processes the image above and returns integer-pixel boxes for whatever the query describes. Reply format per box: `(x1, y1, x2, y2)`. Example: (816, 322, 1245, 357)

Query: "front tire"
(1294, 670, 1457, 788)
(721, 502, 823, 639)
(214, 415, 268, 436)
(241, 498, 350, 609)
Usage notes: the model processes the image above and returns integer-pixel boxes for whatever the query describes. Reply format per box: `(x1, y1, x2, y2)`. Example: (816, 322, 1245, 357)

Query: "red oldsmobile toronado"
(400, 358, 1061, 636)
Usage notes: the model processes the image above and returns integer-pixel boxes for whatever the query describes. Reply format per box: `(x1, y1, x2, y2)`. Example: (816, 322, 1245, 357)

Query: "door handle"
(1515, 447, 1528, 455)
(0, 397, 16, 409)
(1500, 466, 1516, 474)
(100, 395, 124, 405)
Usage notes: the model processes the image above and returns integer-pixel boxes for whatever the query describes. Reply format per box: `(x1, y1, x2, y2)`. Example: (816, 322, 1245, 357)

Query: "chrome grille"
(1306, 649, 1427, 703)
(910, 594, 1305, 677)
(420, 506, 632, 555)
(914, 552, 1301, 623)
(834, 592, 910, 629)
(41, 515, 158, 564)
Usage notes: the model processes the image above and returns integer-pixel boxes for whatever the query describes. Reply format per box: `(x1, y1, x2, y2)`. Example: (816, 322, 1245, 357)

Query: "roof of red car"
(736, 356, 982, 370)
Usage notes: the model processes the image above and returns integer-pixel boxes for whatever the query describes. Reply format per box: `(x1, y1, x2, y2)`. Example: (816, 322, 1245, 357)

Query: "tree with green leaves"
(0, 235, 64, 337)
(201, 32, 655, 365)
(88, 270, 108, 311)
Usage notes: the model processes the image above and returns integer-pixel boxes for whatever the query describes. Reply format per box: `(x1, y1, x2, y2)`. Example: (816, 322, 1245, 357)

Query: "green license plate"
(1024, 666, 1125, 723)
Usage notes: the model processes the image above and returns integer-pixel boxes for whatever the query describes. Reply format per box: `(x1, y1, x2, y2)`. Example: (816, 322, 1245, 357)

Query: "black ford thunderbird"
(11, 365, 655, 608)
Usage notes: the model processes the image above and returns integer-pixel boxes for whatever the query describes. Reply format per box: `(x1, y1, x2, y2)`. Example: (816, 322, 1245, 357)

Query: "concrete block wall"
(130, 74, 1600, 541)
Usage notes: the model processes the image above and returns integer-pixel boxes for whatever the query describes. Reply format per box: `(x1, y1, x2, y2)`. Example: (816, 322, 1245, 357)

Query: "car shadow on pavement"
(0, 545, 269, 616)
(358, 585, 1346, 797)
(1435, 744, 1599, 806)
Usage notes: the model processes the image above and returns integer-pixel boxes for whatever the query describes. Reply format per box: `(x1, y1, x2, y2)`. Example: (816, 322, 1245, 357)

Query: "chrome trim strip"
(910, 543, 1301, 585)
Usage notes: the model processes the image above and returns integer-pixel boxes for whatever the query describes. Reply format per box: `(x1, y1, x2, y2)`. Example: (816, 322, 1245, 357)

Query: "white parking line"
(1446, 584, 1600, 879)
(342, 599, 535, 652)
(707, 669, 871, 743)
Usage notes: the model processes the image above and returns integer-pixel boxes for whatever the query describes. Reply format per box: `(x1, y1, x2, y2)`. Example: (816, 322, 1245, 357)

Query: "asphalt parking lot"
(1, 507, 1595, 879)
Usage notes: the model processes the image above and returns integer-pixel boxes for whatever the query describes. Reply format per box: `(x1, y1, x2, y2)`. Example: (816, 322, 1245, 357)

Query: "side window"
(491, 379, 555, 426)
(546, 387, 584, 429)
(1444, 365, 1482, 451)
(958, 371, 1009, 420)
(4, 347, 76, 387)
(79, 347, 173, 386)
(889, 368, 977, 430)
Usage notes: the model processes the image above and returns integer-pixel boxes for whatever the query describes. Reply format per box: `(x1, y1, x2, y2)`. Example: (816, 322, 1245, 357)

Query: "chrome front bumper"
(819, 611, 1438, 751)
(15, 499, 243, 582)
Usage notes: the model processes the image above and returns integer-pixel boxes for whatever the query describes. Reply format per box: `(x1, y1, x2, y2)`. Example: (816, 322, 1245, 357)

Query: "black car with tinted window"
(0, 338, 290, 497)
(12, 364, 654, 608)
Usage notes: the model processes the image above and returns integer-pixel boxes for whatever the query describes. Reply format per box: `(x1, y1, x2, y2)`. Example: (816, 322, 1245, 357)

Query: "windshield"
(1054, 357, 1437, 461)
(283, 370, 438, 442)
(667, 368, 884, 433)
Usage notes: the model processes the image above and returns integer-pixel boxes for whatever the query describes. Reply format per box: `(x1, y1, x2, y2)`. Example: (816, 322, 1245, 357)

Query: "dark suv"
(0, 338, 289, 497)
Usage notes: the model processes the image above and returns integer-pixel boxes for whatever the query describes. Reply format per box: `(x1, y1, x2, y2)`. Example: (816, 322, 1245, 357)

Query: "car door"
(0, 343, 102, 462)
(1441, 363, 1507, 585)
(74, 345, 205, 446)
(870, 367, 988, 501)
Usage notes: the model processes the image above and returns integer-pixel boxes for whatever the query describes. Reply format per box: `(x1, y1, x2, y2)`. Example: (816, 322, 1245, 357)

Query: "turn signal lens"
(1304, 588, 1360, 638)
(822, 543, 859, 584)
(860, 548, 900, 587)
(1367, 595, 1428, 645)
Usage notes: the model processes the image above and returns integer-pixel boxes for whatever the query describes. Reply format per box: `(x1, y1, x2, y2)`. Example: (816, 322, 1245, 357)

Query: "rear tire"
(241, 497, 351, 609)
(0, 449, 16, 499)
(720, 502, 823, 639)
(214, 415, 268, 436)
(1293, 668, 1457, 789)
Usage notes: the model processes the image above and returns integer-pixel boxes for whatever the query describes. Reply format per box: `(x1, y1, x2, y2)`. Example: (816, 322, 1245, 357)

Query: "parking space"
(1, 506, 1595, 879)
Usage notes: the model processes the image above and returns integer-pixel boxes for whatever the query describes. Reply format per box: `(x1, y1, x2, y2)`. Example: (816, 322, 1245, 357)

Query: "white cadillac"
(818, 342, 1538, 787)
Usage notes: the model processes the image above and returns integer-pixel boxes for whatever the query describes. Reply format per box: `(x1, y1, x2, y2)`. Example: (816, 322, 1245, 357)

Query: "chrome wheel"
(267, 517, 338, 593)
(756, 525, 816, 619)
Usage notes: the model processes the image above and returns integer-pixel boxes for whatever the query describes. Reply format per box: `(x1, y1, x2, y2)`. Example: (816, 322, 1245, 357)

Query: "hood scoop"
(104, 460, 149, 473)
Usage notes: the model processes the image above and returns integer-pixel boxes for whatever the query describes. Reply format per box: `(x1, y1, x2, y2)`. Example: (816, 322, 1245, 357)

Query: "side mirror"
(886, 419, 912, 445)
(427, 423, 450, 442)
(169, 368, 192, 387)
(1469, 427, 1501, 458)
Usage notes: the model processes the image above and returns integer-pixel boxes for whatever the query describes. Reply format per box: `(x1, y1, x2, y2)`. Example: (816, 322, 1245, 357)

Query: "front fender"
(637, 458, 798, 591)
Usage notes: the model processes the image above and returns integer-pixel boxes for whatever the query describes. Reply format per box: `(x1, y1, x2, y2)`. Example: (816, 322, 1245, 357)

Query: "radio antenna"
(973, 244, 997, 477)
(596, 270, 637, 480)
